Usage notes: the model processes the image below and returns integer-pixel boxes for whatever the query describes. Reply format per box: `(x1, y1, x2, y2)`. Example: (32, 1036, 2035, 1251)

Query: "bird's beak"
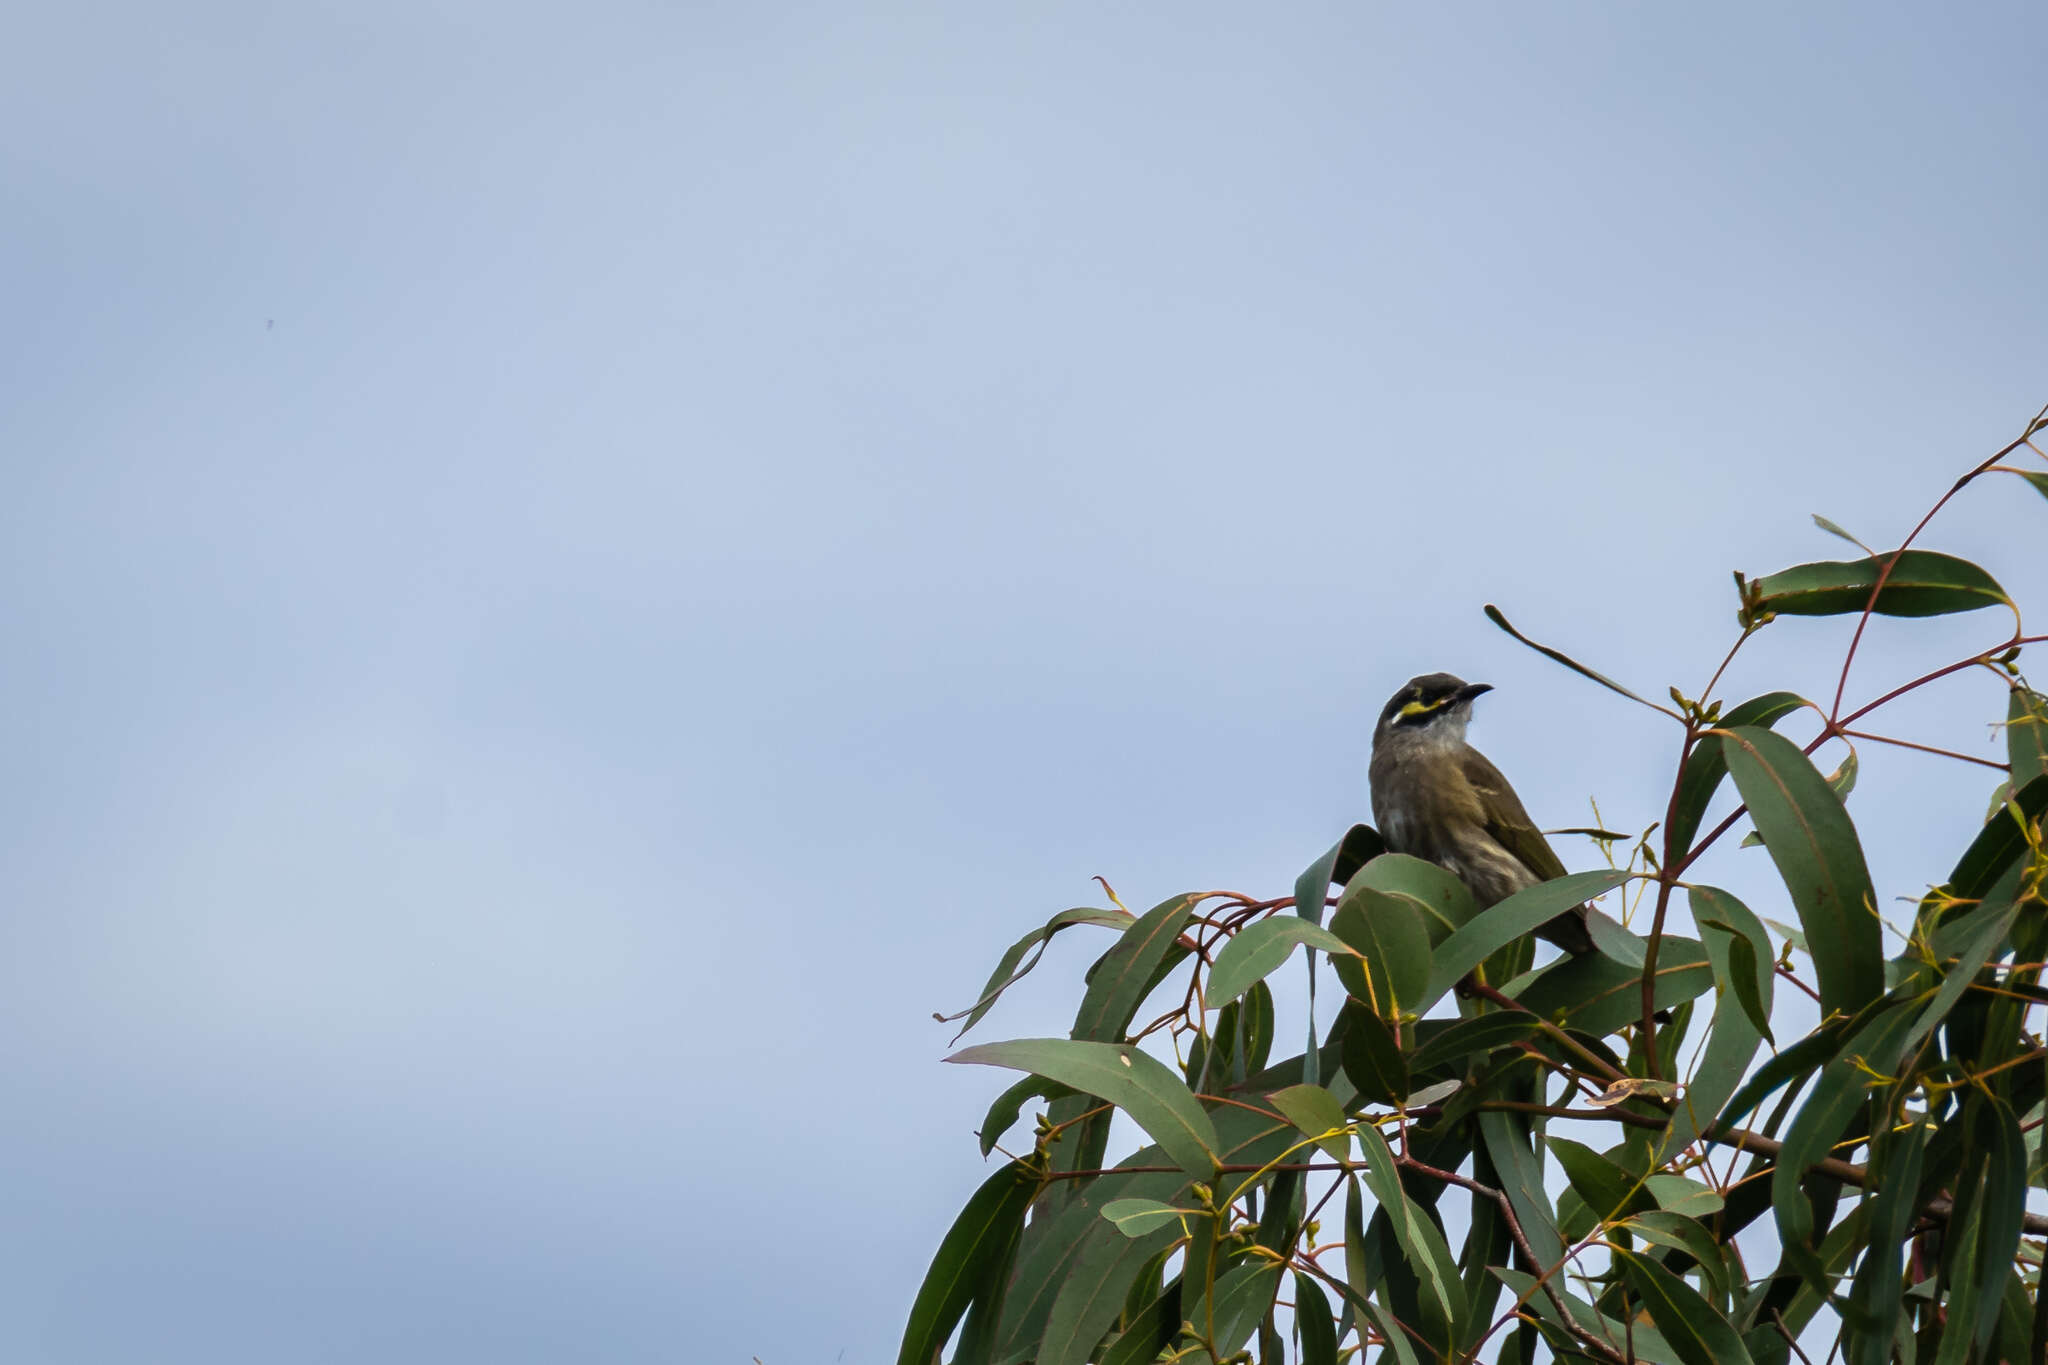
(1454, 682, 1495, 704)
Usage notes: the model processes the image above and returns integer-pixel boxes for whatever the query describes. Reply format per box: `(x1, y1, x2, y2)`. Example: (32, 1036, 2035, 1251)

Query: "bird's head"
(1374, 672, 1494, 747)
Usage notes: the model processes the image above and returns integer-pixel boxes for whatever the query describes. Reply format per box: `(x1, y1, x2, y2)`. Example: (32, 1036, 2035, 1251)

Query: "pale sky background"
(4, 4, 2046, 1362)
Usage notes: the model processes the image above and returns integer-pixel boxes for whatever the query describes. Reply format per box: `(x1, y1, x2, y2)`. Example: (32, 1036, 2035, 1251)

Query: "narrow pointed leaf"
(1485, 603, 1662, 708)
(1943, 773, 2048, 901)
(1424, 869, 1631, 1006)
(943, 906, 1133, 1038)
(1811, 513, 1871, 551)
(1479, 1112, 1563, 1264)
(1038, 1217, 1175, 1365)
(1293, 1273, 1337, 1365)
(1613, 1246, 1756, 1365)
(1511, 936, 1713, 1037)
(1206, 917, 1355, 1006)
(1186, 1262, 1281, 1363)
(1718, 725, 1884, 1016)
(1660, 890, 1769, 1163)
(1622, 1210, 1732, 1305)
(1748, 549, 2009, 618)
(948, 1039, 1222, 1175)
(896, 1157, 1046, 1365)
(1073, 894, 1198, 1041)
(1409, 1011, 1540, 1072)
(1668, 691, 1808, 863)
(1643, 1175, 1723, 1216)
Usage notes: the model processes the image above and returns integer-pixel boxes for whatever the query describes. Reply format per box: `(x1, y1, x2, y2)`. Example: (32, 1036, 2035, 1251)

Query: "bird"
(1368, 672, 1596, 956)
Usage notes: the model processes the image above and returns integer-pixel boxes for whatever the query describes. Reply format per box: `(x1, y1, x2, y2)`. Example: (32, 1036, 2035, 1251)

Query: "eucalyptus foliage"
(903, 404, 2048, 1365)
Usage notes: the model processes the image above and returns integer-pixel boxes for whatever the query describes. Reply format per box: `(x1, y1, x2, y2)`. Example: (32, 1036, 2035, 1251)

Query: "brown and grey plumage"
(1368, 672, 1596, 956)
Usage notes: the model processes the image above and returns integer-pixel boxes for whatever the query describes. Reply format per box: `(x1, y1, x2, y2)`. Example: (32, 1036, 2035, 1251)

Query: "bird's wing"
(1461, 747, 1569, 882)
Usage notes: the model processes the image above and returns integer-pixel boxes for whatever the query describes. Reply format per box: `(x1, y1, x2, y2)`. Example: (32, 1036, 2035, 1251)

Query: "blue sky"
(3, 4, 2045, 1361)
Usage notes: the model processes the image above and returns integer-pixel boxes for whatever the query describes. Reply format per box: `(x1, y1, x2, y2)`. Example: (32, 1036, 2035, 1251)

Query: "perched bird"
(1368, 672, 1596, 956)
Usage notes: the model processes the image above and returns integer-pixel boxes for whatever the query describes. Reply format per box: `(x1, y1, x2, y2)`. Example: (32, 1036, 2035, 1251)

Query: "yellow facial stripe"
(1398, 697, 1447, 719)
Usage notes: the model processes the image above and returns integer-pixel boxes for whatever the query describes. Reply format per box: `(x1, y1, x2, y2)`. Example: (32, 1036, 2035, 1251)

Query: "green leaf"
(1330, 884, 1434, 1018)
(1423, 869, 1632, 1007)
(1484, 603, 1662, 709)
(1747, 549, 2009, 618)
(1096, 1278, 1181, 1365)
(1622, 1209, 1732, 1306)
(1545, 1136, 1645, 1222)
(1478, 1112, 1563, 1265)
(1206, 917, 1355, 1006)
(1845, 1115, 1930, 1365)
(1098, 1198, 1194, 1238)
(1294, 825, 1387, 928)
(1183, 1262, 1281, 1364)
(1511, 936, 1714, 1038)
(1344, 853, 1479, 941)
(1612, 1246, 1756, 1365)
(1903, 878, 2022, 1055)
(1772, 1005, 1918, 1249)
(1811, 513, 1872, 552)
(1718, 725, 1885, 1017)
(1692, 884, 1775, 1042)
(1658, 891, 1770, 1165)
(1408, 1011, 1540, 1073)
(978, 1074, 1076, 1157)
(1942, 772, 2048, 902)
(1668, 691, 1808, 863)
(948, 1039, 1222, 1176)
(1037, 1214, 1176, 1365)
(1355, 1121, 1463, 1345)
(1644, 1174, 1724, 1217)
(1338, 1003, 1409, 1108)
(942, 906, 1134, 1039)
(1293, 1273, 1337, 1365)
(2008, 686, 2048, 788)
(896, 1157, 1045, 1365)
(1267, 1083, 1351, 1161)
(1073, 894, 1198, 1042)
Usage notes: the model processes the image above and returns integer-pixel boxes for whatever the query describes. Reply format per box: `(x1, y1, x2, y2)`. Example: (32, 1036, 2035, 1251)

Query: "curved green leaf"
(1206, 917, 1354, 1006)
(1942, 773, 2048, 903)
(1344, 853, 1479, 941)
(1644, 1174, 1723, 1217)
(1355, 1121, 1462, 1345)
(978, 1074, 1076, 1157)
(896, 1157, 1046, 1365)
(1330, 885, 1433, 1019)
(1659, 890, 1770, 1164)
(1719, 725, 1885, 1017)
(1622, 1210, 1732, 1305)
(1074, 894, 1197, 1041)
(1186, 1261, 1281, 1363)
(1484, 603, 1660, 707)
(1408, 1011, 1539, 1073)
(1511, 936, 1713, 1038)
(1293, 1273, 1337, 1365)
(1294, 825, 1386, 928)
(1772, 1004, 1918, 1249)
(943, 906, 1133, 1040)
(1546, 1136, 1645, 1222)
(1668, 691, 1808, 863)
(948, 1038, 1222, 1176)
(1748, 549, 2009, 618)
(1423, 869, 1632, 1007)
(1038, 1214, 1175, 1365)
(1268, 1083, 1350, 1161)
(1613, 1246, 1756, 1365)
(1338, 1003, 1409, 1107)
